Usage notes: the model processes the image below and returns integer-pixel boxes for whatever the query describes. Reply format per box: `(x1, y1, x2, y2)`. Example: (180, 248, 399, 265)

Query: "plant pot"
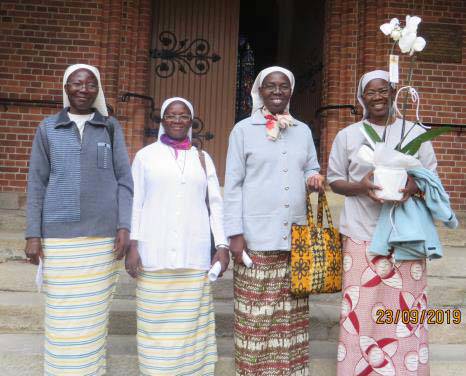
(373, 166, 407, 201)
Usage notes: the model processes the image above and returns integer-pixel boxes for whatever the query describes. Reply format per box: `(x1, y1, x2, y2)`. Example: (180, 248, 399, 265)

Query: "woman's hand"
(307, 174, 325, 192)
(229, 234, 247, 265)
(398, 175, 419, 203)
(211, 247, 230, 277)
(114, 228, 130, 260)
(24, 237, 43, 265)
(125, 241, 142, 278)
(359, 171, 384, 203)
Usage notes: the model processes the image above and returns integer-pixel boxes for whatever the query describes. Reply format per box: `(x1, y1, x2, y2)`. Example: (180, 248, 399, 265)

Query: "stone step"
(0, 231, 25, 262)
(0, 209, 26, 232)
(0, 192, 27, 211)
(1, 248, 465, 303)
(0, 290, 230, 338)
(0, 288, 464, 344)
(0, 290, 336, 341)
(0, 333, 465, 376)
(0, 259, 238, 301)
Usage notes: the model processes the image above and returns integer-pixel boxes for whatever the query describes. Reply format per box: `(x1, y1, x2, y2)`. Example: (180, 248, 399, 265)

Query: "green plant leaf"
(400, 126, 454, 155)
(362, 122, 382, 144)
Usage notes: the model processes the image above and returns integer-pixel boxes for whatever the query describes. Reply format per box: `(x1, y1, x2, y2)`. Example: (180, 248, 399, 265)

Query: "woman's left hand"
(307, 174, 325, 192)
(114, 229, 130, 260)
(398, 175, 419, 203)
(211, 247, 230, 278)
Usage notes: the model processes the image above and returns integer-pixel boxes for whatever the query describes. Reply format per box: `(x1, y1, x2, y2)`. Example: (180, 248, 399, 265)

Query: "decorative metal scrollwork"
(150, 31, 221, 78)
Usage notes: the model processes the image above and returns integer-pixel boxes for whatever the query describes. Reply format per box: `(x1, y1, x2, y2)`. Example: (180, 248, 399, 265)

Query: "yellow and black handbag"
(290, 191, 342, 296)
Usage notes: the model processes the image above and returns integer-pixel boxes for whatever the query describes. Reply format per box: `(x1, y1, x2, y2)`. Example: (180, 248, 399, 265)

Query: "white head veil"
(250, 66, 295, 114)
(158, 97, 194, 140)
(63, 64, 108, 116)
(357, 70, 392, 119)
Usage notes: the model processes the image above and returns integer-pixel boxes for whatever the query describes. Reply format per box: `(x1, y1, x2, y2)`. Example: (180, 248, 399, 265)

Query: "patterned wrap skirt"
(337, 237, 429, 375)
(234, 250, 310, 376)
(136, 269, 217, 376)
(42, 237, 120, 376)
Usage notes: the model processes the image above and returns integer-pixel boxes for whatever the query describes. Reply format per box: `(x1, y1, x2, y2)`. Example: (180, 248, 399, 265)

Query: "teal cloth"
(369, 167, 458, 260)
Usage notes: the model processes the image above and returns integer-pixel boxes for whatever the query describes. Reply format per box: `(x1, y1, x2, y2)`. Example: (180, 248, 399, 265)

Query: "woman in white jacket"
(126, 97, 229, 376)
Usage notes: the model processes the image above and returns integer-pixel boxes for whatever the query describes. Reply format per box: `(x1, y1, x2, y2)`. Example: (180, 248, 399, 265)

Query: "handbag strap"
(197, 149, 211, 215)
(306, 190, 316, 227)
(317, 191, 335, 229)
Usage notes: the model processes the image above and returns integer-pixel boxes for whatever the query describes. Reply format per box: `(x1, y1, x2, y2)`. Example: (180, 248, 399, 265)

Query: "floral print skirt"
(337, 236, 429, 376)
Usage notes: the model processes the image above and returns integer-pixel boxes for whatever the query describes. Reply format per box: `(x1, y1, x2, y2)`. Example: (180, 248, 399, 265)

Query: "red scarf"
(262, 109, 294, 141)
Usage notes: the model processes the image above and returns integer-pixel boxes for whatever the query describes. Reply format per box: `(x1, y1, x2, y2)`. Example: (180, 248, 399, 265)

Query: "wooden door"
(150, 0, 240, 183)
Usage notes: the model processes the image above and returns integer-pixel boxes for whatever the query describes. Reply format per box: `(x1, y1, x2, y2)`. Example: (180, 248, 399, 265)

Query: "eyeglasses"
(364, 87, 391, 98)
(261, 83, 291, 92)
(163, 114, 192, 122)
(66, 82, 99, 91)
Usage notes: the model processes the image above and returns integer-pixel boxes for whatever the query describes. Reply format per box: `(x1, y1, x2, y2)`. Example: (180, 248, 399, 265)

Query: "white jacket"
(131, 142, 227, 271)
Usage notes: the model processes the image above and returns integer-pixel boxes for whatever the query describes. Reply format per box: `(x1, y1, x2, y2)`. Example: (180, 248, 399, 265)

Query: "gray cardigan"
(26, 108, 133, 239)
(223, 111, 320, 251)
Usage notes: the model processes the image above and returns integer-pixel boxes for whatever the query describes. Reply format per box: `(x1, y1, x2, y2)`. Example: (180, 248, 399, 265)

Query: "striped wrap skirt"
(136, 269, 217, 376)
(234, 250, 310, 376)
(42, 237, 120, 376)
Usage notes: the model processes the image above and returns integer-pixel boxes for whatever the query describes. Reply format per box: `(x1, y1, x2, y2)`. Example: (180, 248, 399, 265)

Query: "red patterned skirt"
(234, 250, 310, 376)
(337, 237, 429, 375)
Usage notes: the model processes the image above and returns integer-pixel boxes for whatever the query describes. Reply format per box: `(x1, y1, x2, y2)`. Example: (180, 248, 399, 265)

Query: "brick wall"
(321, 0, 466, 210)
(0, 0, 152, 192)
(1, 0, 465, 210)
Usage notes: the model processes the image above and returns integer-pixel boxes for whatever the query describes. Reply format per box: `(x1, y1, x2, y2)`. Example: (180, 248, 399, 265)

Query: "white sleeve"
(418, 140, 437, 173)
(130, 152, 145, 240)
(327, 130, 350, 183)
(204, 151, 228, 247)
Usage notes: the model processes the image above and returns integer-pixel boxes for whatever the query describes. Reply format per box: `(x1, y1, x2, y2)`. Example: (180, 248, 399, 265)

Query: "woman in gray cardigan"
(24, 64, 133, 376)
(224, 66, 324, 375)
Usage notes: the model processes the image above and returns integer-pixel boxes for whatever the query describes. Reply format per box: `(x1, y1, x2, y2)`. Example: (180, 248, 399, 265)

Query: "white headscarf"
(159, 97, 194, 140)
(63, 64, 108, 116)
(251, 66, 295, 114)
(357, 70, 391, 119)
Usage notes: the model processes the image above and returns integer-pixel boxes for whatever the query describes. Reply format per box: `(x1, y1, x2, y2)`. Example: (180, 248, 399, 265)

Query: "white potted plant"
(359, 15, 453, 201)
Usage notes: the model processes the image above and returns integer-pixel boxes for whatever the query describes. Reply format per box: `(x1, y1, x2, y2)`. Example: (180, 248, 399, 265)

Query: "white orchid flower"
(399, 33, 426, 55)
(398, 15, 426, 55)
(398, 32, 416, 53)
(380, 18, 401, 41)
(404, 15, 422, 34)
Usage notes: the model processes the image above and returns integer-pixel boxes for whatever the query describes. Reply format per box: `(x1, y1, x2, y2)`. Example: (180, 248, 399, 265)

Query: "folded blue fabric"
(369, 167, 458, 261)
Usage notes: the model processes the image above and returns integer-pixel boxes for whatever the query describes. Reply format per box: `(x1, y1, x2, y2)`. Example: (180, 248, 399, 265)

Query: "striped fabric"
(42, 237, 120, 376)
(234, 251, 310, 376)
(137, 269, 217, 376)
(42, 115, 81, 223)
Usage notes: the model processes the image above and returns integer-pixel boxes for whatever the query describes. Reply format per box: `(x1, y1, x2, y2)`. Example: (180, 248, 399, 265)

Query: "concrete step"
(0, 209, 26, 232)
(0, 208, 464, 263)
(1, 249, 465, 304)
(0, 290, 231, 338)
(0, 288, 464, 344)
(0, 259, 237, 300)
(0, 290, 336, 341)
(0, 231, 25, 262)
(0, 333, 465, 376)
(0, 192, 27, 211)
